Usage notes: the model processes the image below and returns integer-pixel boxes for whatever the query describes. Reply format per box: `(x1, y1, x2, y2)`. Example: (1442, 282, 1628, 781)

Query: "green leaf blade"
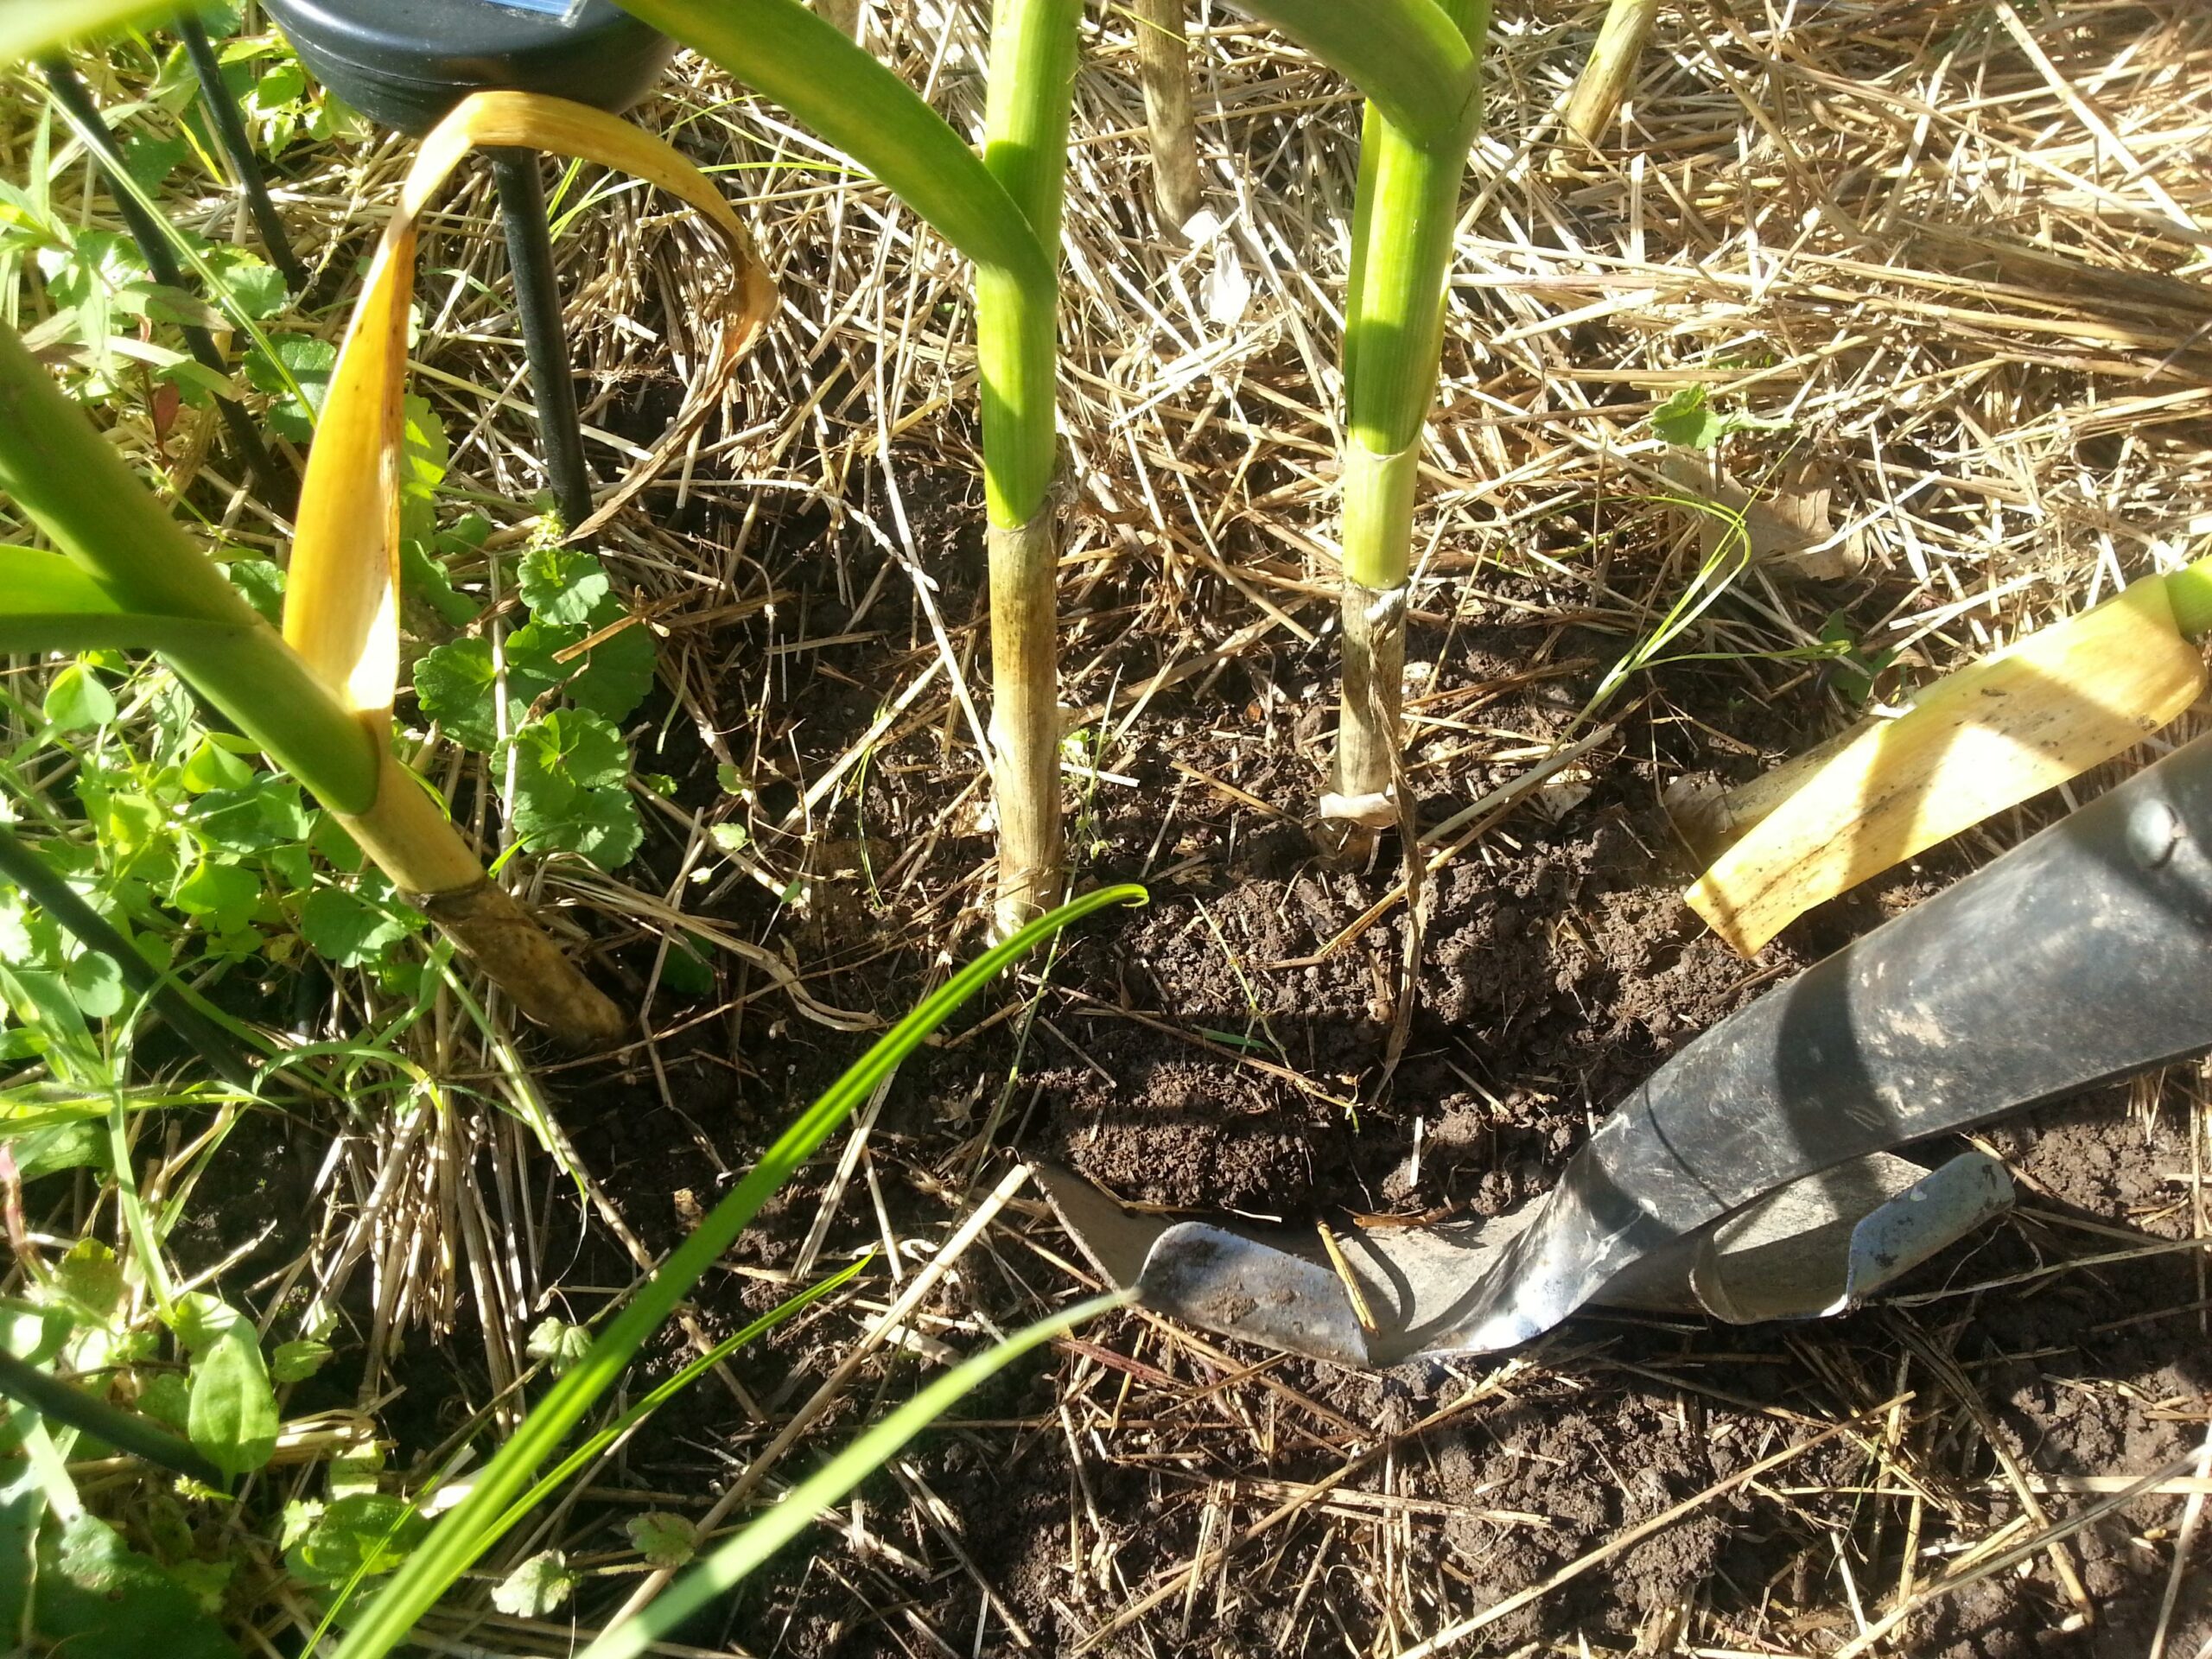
(580, 1293, 1125, 1659)
(326, 884, 1146, 1659)
(186, 1324, 278, 1479)
(1221, 0, 1482, 146)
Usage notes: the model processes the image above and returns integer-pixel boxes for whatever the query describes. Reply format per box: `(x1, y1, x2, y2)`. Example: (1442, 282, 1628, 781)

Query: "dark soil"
(524, 464, 2212, 1654)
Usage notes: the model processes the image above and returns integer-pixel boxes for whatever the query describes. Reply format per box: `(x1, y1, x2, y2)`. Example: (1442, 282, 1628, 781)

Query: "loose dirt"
(524, 467, 2212, 1656)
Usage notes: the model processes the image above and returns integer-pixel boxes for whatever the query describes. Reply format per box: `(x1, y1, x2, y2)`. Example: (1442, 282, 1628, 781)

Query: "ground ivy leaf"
(51, 1240, 124, 1325)
(412, 636, 556, 753)
(163, 1556, 236, 1618)
(400, 393, 447, 494)
(504, 710, 644, 868)
(513, 782, 643, 872)
(626, 1512, 697, 1570)
(436, 512, 494, 564)
(506, 763, 580, 838)
(410, 637, 498, 748)
(283, 1492, 428, 1587)
(568, 613, 658, 722)
(121, 133, 188, 194)
(572, 788, 645, 869)
(525, 1317, 591, 1377)
(209, 257, 286, 322)
(518, 543, 611, 626)
(270, 1338, 332, 1384)
(492, 1548, 579, 1618)
(1651, 385, 1724, 449)
(42, 662, 115, 733)
(1651, 383, 1789, 450)
(137, 1494, 193, 1566)
(506, 615, 655, 726)
(509, 708, 629, 792)
(34, 1513, 242, 1659)
(400, 538, 479, 627)
(187, 1324, 279, 1478)
(398, 393, 448, 546)
(243, 335, 335, 443)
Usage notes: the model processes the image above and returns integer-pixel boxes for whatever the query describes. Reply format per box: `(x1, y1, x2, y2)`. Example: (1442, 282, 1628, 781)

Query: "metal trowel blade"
(1032, 1152, 2011, 1367)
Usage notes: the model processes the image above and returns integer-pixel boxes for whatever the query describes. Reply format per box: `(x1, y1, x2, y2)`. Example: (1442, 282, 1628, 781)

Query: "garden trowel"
(1038, 727, 2212, 1367)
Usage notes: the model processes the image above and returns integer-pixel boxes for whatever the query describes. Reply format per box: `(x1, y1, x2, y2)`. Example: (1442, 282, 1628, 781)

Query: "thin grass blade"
(308, 1262, 868, 1654)
(578, 1291, 1127, 1659)
(327, 883, 1144, 1659)
(486, 1259, 867, 1541)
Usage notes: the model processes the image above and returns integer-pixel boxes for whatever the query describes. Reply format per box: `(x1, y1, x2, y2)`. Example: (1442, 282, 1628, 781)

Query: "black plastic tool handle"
(1457, 728, 2212, 1351)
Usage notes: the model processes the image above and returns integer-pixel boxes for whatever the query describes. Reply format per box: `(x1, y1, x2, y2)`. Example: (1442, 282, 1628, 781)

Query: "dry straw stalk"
(1133, 0, 1202, 230)
(1563, 0, 1662, 145)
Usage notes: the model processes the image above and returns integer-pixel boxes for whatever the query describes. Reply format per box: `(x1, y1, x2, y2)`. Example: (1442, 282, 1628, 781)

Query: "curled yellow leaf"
(283, 91, 776, 727)
(1687, 575, 2207, 957)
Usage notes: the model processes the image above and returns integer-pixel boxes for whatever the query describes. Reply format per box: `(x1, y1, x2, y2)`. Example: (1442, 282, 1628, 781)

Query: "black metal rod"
(176, 15, 309, 293)
(0, 827, 264, 1095)
(489, 148, 594, 534)
(37, 54, 289, 505)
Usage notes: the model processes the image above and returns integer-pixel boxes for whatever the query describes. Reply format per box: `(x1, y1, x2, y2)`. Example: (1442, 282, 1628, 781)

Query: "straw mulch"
(23, 0, 2212, 1653)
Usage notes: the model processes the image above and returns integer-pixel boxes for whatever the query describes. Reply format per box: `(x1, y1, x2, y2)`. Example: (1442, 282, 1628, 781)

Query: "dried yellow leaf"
(283, 91, 775, 725)
(1688, 576, 2207, 956)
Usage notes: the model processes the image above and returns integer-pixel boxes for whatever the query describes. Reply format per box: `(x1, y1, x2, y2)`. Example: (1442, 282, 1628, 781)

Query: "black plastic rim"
(261, 0, 674, 135)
